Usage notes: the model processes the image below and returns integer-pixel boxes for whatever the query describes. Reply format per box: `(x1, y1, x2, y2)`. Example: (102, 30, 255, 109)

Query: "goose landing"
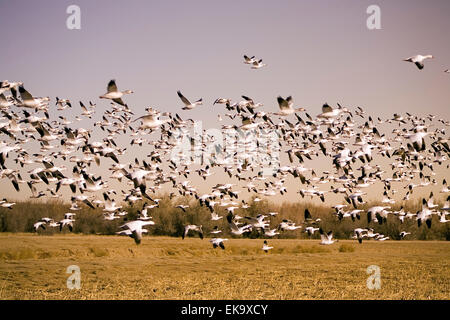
(210, 238, 227, 250)
(319, 228, 337, 245)
(262, 240, 273, 253)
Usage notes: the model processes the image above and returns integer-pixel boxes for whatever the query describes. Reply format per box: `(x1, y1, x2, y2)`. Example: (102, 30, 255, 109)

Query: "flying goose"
(305, 227, 320, 237)
(243, 55, 256, 64)
(319, 228, 336, 245)
(263, 228, 280, 237)
(403, 54, 434, 70)
(210, 226, 222, 234)
(119, 220, 155, 245)
(177, 91, 202, 110)
(227, 212, 252, 235)
(58, 218, 74, 232)
(262, 240, 273, 253)
(416, 199, 433, 228)
(210, 238, 227, 249)
(353, 228, 368, 244)
(18, 86, 49, 109)
(399, 231, 411, 239)
(133, 113, 170, 130)
(317, 103, 349, 119)
(275, 96, 306, 116)
(182, 224, 203, 240)
(99, 79, 133, 106)
(33, 221, 46, 232)
(251, 59, 266, 69)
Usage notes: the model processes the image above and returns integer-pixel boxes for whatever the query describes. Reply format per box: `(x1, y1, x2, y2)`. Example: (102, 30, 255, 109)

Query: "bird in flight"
(99, 79, 134, 106)
(177, 91, 202, 110)
(403, 54, 434, 70)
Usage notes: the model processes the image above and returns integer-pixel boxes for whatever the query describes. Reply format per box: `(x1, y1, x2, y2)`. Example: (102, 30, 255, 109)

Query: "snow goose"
(182, 224, 203, 240)
(119, 220, 155, 245)
(227, 213, 252, 235)
(58, 218, 74, 232)
(399, 231, 410, 239)
(177, 91, 202, 110)
(438, 212, 450, 223)
(99, 79, 133, 106)
(353, 228, 368, 244)
(375, 235, 389, 241)
(442, 196, 450, 212)
(133, 111, 171, 130)
(317, 103, 349, 119)
(243, 55, 256, 64)
(18, 86, 49, 109)
(278, 219, 301, 231)
(33, 221, 46, 232)
(262, 240, 273, 253)
(403, 54, 434, 70)
(213, 98, 231, 105)
(319, 228, 336, 245)
(275, 96, 305, 116)
(210, 238, 227, 249)
(263, 228, 280, 237)
(305, 227, 320, 236)
(251, 59, 266, 69)
(103, 192, 122, 212)
(416, 199, 433, 228)
(210, 226, 222, 234)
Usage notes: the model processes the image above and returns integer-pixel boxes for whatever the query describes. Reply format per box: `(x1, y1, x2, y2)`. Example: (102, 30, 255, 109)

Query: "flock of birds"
(0, 52, 449, 252)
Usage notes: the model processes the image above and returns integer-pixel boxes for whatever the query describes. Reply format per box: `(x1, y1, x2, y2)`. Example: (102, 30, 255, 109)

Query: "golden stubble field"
(0, 233, 448, 300)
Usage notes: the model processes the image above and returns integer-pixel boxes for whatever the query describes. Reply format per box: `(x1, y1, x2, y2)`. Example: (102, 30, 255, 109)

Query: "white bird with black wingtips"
(403, 54, 434, 70)
(177, 91, 202, 110)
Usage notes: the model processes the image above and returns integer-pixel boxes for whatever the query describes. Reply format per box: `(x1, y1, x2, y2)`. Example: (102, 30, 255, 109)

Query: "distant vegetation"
(0, 195, 449, 240)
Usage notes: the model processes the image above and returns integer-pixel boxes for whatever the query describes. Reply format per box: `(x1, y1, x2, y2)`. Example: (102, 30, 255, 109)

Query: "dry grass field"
(0, 233, 449, 300)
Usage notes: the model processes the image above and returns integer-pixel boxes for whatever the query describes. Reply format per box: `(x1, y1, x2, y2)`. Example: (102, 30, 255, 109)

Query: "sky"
(0, 0, 449, 204)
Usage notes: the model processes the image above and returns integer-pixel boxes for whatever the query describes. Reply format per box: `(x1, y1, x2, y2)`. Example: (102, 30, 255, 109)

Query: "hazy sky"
(1, 0, 449, 203)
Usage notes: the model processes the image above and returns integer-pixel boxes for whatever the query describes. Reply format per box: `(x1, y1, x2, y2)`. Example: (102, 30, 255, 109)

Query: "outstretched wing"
(177, 91, 191, 106)
(107, 79, 118, 93)
(277, 96, 289, 110)
(322, 103, 333, 113)
(18, 86, 34, 101)
(113, 97, 126, 106)
(304, 209, 312, 221)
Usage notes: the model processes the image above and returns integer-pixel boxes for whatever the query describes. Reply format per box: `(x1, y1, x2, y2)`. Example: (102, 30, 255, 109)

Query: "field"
(0, 233, 449, 300)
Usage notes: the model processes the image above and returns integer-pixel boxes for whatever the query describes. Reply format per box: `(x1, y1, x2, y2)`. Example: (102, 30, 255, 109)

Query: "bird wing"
(18, 86, 34, 101)
(327, 231, 333, 240)
(177, 91, 191, 106)
(133, 114, 155, 123)
(304, 209, 312, 221)
(113, 98, 126, 106)
(107, 80, 118, 93)
(277, 96, 289, 110)
(322, 104, 333, 113)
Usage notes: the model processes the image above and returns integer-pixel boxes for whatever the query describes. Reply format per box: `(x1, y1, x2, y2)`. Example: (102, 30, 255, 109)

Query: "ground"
(0, 233, 448, 300)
